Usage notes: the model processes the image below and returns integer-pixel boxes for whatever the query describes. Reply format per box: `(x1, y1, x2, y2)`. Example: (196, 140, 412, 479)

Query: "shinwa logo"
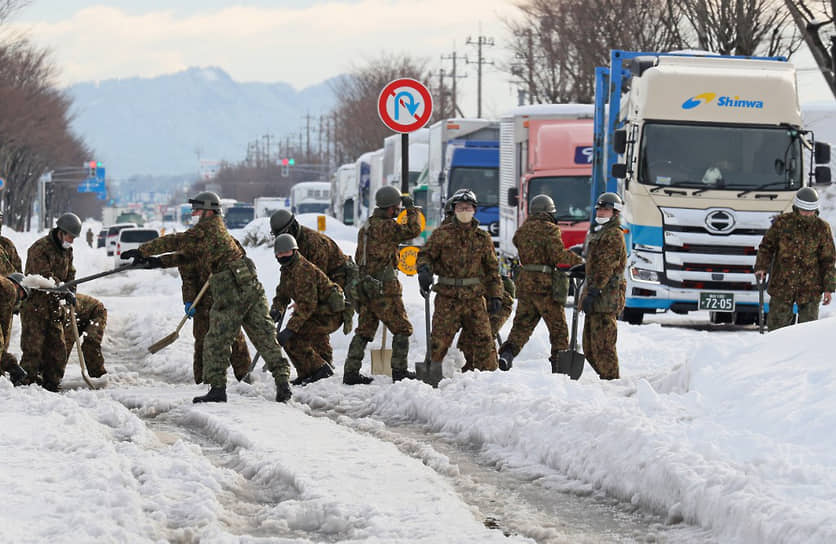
(682, 92, 764, 110)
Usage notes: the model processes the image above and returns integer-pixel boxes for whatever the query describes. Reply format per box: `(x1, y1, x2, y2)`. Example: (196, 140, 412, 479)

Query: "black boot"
(7, 363, 27, 387)
(275, 382, 292, 403)
(193, 386, 227, 403)
(392, 368, 417, 381)
(305, 364, 334, 385)
(498, 348, 515, 371)
(343, 371, 373, 385)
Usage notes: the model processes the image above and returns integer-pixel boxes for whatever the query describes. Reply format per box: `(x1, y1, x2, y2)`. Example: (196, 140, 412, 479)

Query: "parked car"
(106, 222, 138, 256)
(96, 229, 107, 248)
(113, 227, 159, 266)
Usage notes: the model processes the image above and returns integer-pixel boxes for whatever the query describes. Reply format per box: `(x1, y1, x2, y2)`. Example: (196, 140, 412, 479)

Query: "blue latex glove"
(184, 302, 196, 318)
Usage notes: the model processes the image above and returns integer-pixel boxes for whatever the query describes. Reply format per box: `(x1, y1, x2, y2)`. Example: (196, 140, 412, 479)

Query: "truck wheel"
(620, 308, 644, 325)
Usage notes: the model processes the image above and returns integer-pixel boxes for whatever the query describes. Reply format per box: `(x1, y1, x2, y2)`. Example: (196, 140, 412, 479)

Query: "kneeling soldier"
(272, 233, 346, 385)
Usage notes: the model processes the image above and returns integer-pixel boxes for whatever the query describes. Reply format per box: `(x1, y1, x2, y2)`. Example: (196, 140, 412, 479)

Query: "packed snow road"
(3, 216, 836, 543)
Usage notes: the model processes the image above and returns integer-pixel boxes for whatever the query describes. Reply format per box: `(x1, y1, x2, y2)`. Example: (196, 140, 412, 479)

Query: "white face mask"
(455, 210, 474, 224)
(62, 240, 73, 249)
(595, 216, 611, 225)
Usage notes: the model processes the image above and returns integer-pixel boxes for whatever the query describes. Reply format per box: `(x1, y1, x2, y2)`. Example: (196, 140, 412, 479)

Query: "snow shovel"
(60, 261, 146, 290)
(555, 274, 585, 380)
(371, 327, 393, 377)
(414, 291, 442, 387)
(758, 273, 767, 335)
(68, 305, 97, 390)
(148, 276, 211, 354)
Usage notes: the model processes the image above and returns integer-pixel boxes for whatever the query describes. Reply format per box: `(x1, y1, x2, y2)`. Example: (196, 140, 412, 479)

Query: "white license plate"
(699, 292, 735, 312)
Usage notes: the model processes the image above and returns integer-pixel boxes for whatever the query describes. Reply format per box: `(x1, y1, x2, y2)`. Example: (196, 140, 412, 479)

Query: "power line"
(465, 34, 494, 118)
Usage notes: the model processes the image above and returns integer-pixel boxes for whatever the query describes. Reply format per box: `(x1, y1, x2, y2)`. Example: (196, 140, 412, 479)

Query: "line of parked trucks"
(329, 49, 833, 325)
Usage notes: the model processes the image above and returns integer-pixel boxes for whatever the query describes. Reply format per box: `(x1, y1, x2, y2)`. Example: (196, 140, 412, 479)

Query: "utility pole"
(441, 49, 467, 117)
(318, 115, 324, 163)
(332, 111, 340, 165)
(465, 34, 495, 118)
(263, 133, 274, 165)
(303, 112, 314, 163)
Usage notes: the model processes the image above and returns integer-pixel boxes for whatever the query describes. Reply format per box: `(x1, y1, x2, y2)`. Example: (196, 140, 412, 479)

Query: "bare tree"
(785, 0, 836, 97)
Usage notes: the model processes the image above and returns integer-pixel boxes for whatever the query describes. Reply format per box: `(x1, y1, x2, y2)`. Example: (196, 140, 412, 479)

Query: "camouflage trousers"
(203, 259, 290, 388)
(193, 301, 251, 384)
(20, 293, 68, 390)
(0, 301, 18, 374)
(355, 293, 413, 339)
(284, 312, 342, 380)
(459, 292, 512, 372)
(432, 294, 497, 371)
(62, 294, 108, 378)
(503, 293, 569, 359)
(582, 312, 619, 380)
(767, 296, 820, 332)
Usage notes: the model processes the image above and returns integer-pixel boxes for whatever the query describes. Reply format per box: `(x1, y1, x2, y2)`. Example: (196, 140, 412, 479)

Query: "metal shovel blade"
(415, 359, 443, 388)
(148, 330, 180, 354)
(554, 349, 586, 380)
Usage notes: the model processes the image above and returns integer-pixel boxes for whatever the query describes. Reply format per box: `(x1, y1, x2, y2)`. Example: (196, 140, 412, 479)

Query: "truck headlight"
(630, 267, 660, 283)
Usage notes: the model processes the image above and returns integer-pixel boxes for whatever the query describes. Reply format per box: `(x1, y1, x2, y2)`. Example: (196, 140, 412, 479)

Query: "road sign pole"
(401, 133, 409, 195)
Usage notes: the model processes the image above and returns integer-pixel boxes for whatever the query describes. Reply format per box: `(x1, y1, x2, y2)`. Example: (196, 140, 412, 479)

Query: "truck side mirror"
(613, 129, 627, 155)
(815, 141, 831, 164)
(815, 166, 832, 185)
(611, 163, 628, 179)
(508, 187, 519, 207)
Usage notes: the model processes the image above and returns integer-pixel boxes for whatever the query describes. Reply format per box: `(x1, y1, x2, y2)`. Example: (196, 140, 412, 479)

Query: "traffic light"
(280, 158, 295, 166)
(288, 158, 295, 166)
(87, 160, 97, 177)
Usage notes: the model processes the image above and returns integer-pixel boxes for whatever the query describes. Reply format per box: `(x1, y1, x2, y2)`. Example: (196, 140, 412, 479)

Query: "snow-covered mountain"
(66, 67, 337, 178)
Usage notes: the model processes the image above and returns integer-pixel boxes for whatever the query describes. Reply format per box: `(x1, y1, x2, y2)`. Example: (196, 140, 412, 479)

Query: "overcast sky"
(9, 0, 835, 121)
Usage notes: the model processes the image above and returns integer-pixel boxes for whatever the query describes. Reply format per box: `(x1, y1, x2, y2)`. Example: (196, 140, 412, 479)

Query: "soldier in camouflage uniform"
(270, 209, 354, 364)
(498, 195, 584, 371)
(755, 187, 836, 331)
(272, 234, 343, 385)
(125, 191, 291, 403)
(0, 209, 25, 380)
(417, 188, 502, 372)
(21, 213, 81, 391)
(62, 293, 108, 378)
(343, 185, 421, 384)
(175, 258, 251, 384)
(1, 273, 29, 385)
(580, 193, 627, 380)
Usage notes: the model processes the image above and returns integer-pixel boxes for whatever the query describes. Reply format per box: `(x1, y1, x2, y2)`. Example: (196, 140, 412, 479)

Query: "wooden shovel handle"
(174, 276, 212, 334)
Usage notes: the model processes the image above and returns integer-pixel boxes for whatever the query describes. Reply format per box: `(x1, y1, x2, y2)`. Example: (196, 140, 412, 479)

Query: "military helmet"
(793, 187, 819, 211)
(375, 185, 402, 208)
(270, 209, 295, 235)
(273, 233, 298, 254)
(56, 212, 82, 237)
(188, 191, 222, 212)
(530, 194, 556, 214)
(595, 192, 624, 212)
(6, 272, 29, 300)
(448, 188, 478, 208)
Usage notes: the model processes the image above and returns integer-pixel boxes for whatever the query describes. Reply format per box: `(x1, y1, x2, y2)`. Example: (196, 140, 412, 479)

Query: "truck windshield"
(639, 123, 803, 190)
(528, 176, 592, 220)
(297, 203, 329, 214)
(448, 167, 499, 207)
(225, 207, 254, 228)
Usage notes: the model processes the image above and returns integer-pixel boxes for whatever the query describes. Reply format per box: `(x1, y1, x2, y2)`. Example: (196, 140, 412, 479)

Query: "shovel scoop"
(414, 289, 443, 387)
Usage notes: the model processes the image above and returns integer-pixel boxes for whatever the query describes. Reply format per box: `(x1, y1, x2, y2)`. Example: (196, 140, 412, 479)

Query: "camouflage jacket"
(139, 214, 244, 279)
(582, 218, 626, 313)
(356, 207, 420, 287)
(0, 236, 22, 275)
(297, 224, 349, 287)
(513, 213, 583, 296)
(0, 276, 17, 351)
(755, 211, 836, 303)
(417, 217, 502, 299)
(26, 229, 75, 284)
(273, 253, 343, 333)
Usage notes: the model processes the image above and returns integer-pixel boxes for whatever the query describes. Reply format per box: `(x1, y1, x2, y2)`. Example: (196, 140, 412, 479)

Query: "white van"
(106, 222, 138, 256)
(113, 227, 160, 266)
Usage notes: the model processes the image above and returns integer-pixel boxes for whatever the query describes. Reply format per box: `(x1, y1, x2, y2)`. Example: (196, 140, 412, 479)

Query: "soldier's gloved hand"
(184, 302, 196, 318)
(63, 290, 77, 308)
(487, 297, 502, 315)
(418, 265, 433, 297)
(269, 307, 283, 323)
(277, 328, 295, 346)
(142, 256, 163, 269)
(121, 249, 143, 262)
(568, 263, 586, 278)
(401, 195, 415, 209)
(581, 287, 601, 313)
